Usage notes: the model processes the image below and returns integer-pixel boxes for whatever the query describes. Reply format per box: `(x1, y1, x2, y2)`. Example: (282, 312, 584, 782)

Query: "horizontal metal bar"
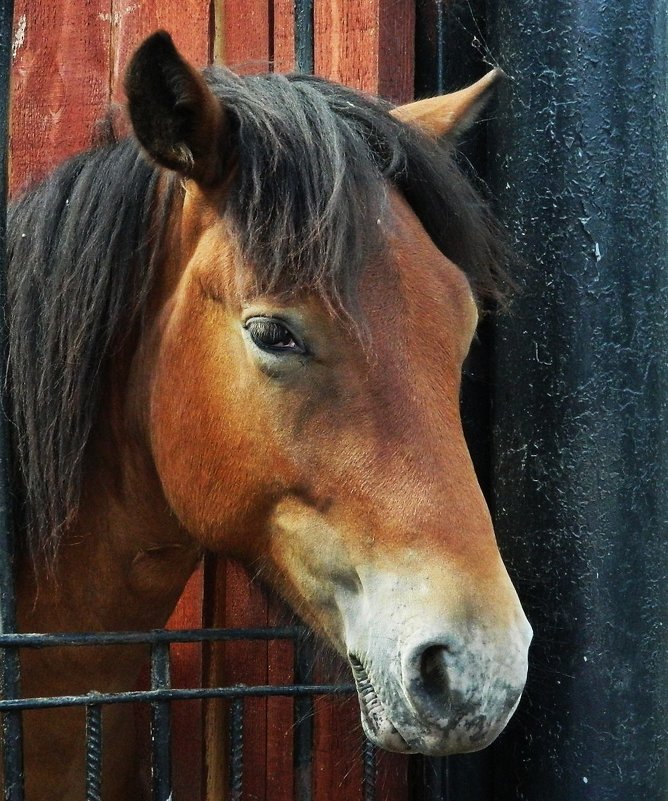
(0, 626, 304, 648)
(0, 683, 356, 711)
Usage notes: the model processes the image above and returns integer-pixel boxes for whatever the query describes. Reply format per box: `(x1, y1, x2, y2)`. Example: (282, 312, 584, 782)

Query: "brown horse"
(6, 31, 531, 800)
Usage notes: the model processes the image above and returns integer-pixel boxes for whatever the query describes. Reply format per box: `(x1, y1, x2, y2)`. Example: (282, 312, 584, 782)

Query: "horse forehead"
(369, 192, 479, 333)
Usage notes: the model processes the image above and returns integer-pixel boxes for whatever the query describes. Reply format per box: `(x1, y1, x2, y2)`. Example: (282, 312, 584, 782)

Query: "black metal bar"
(228, 697, 244, 801)
(0, 626, 304, 649)
(150, 642, 172, 801)
(362, 739, 375, 801)
(487, 1, 668, 799)
(423, 756, 446, 801)
(0, 1, 24, 799)
(294, 0, 314, 74)
(293, 632, 313, 801)
(0, 683, 355, 712)
(434, 0, 445, 95)
(85, 705, 102, 801)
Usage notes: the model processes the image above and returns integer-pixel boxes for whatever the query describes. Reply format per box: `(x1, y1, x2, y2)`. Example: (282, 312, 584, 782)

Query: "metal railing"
(0, 626, 367, 801)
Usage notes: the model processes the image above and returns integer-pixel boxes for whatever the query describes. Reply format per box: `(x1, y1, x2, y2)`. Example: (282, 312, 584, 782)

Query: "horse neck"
(18, 340, 201, 638)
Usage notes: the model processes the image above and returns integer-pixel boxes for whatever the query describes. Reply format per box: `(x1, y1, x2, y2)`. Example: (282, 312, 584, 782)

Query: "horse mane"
(8, 70, 509, 560)
(204, 68, 510, 308)
(8, 142, 174, 560)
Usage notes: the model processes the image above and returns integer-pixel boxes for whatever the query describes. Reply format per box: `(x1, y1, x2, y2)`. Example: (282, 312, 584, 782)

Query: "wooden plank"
(310, 2, 415, 798)
(9, 0, 112, 195)
(273, 0, 296, 72)
(265, 596, 295, 801)
(377, 0, 415, 102)
(314, 694, 365, 801)
(108, 10, 211, 798)
(110, 0, 211, 105)
(166, 562, 205, 800)
(203, 555, 228, 801)
(313, 0, 414, 103)
(204, 558, 270, 801)
(376, 751, 410, 801)
(215, 0, 271, 73)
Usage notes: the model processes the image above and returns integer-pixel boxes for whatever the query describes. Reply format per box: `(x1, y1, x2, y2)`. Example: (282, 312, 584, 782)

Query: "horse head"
(123, 32, 531, 756)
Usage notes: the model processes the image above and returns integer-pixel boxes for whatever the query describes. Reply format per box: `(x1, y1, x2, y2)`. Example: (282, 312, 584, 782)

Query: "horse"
(5, 31, 532, 800)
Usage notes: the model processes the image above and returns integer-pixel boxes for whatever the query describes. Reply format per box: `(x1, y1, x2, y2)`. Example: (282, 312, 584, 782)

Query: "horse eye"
(245, 317, 305, 354)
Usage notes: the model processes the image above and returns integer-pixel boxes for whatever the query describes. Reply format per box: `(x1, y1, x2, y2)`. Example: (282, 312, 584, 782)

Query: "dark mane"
(206, 68, 509, 308)
(8, 142, 171, 560)
(8, 70, 509, 560)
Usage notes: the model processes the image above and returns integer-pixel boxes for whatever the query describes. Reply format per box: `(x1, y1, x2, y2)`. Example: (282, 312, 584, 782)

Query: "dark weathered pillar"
(0, 1, 26, 798)
(487, 2, 668, 798)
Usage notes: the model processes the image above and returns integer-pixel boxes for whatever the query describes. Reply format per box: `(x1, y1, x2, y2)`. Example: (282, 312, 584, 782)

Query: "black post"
(294, 0, 314, 74)
(0, 0, 15, 636)
(487, 1, 668, 799)
(0, 2, 25, 800)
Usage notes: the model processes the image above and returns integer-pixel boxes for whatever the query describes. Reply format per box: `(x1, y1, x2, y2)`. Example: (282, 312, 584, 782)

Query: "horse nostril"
(418, 644, 451, 704)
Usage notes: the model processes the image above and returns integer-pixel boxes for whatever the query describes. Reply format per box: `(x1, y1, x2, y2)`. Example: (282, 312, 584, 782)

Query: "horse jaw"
(265, 498, 532, 757)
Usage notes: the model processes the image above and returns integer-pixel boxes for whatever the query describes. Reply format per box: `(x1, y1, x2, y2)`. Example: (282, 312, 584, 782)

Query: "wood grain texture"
(110, 0, 211, 105)
(313, 695, 365, 801)
(217, 0, 272, 73)
(265, 597, 296, 801)
(378, 0, 415, 102)
(166, 562, 205, 800)
(314, 0, 414, 103)
(9, 0, 111, 195)
(218, 560, 270, 801)
(273, 0, 296, 72)
(376, 751, 410, 801)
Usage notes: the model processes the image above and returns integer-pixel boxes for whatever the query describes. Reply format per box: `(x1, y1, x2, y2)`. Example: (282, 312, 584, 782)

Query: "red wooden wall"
(9, 1, 416, 797)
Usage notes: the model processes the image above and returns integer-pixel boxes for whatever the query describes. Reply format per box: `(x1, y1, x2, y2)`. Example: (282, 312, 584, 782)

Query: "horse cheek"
(146, 310, 273, 558)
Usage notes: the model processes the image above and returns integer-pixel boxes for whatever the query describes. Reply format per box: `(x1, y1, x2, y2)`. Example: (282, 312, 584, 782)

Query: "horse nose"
(403, 642, 453, 719)
(401, 627, 530, 726)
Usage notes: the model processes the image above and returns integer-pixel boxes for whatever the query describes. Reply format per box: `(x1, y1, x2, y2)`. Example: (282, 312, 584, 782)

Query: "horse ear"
(124, 31, 226, 184)
(391, 69, 504, 139)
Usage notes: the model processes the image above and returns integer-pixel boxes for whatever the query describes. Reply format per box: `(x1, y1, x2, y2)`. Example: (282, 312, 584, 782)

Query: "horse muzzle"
(339, 569, 532, 756)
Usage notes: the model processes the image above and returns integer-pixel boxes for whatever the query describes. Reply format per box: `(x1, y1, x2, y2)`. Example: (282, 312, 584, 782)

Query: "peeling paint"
(98, 3, 139, 25)
(11, 15, 26, 61)
(489, 0, 668, 797)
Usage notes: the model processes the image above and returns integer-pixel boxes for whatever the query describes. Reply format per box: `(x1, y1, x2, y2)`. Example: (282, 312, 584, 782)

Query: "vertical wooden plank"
(216, 0, 271, 73)
(265, 596, 295, 801)
(206, 559, 273, 801)
(110, 0, 211, 103)
(313, 695, 364, 801)
(309, 2, 415, 798)
(377, 0, 414, 102)
(166, 563, 205, 801)
(108, 8, 212, 798)
(9, 1, 112, 195)
(203, 555, 228, 801)
(273, 0, 296, 72)
(376, 752, 410, 801)
(313, 0, 414, 103)
(207, 3, 283, 796)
